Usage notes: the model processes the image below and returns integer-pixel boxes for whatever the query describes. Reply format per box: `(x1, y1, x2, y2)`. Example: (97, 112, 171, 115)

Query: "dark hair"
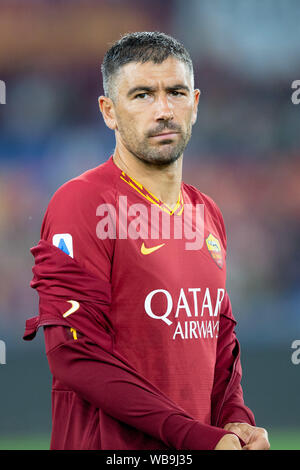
(101, 31, 194, 99)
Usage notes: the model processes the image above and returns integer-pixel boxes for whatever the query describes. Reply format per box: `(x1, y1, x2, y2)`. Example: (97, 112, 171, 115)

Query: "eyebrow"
(127, 84, 190, 97)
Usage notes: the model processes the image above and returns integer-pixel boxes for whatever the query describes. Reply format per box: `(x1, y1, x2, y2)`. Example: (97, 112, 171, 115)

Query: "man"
(23, 32, 269, 450)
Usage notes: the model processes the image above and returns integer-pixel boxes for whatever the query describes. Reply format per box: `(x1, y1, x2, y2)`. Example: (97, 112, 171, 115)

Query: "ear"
(98, 96, 117, 130)
(191, 88, 201, 125)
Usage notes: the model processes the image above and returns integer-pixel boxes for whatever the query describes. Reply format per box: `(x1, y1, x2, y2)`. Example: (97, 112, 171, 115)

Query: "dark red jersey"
(24, 156, 255, 449)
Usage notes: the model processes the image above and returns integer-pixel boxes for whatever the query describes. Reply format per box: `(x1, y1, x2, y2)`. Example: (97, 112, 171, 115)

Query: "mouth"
(150, 132, 179, 140)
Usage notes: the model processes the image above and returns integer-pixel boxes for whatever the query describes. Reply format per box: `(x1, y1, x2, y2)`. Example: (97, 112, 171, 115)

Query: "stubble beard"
(117, 121, 193, 167)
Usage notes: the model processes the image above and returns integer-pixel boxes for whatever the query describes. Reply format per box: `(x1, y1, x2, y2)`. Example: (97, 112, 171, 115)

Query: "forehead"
(115, 57, 192, 92)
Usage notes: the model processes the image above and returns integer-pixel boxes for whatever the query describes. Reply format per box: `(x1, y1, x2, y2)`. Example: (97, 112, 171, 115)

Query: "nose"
(154, 94, 174, 121)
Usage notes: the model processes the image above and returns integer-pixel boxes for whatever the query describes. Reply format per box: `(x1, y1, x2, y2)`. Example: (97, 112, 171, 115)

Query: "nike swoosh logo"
(141, 242, 165, 255)
(63, 300, 80, 318)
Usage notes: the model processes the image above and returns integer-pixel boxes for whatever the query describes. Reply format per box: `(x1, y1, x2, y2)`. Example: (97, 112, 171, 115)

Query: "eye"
(170, 90, 185, 97)
(134, 92, 149, 99)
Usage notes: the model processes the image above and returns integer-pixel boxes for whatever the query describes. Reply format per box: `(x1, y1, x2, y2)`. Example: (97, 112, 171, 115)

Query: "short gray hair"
(101, 31, 194, 100)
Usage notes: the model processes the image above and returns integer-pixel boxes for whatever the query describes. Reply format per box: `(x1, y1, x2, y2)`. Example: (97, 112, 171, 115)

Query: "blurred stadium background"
(0, 0, 299, 450)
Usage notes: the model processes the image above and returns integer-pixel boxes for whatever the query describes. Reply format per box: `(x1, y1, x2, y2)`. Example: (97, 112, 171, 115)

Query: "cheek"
(175, 102, 193, 120)
(116, 113, 144, 141)
(186, 107, 197, 128)
(116, 111, 132, 132)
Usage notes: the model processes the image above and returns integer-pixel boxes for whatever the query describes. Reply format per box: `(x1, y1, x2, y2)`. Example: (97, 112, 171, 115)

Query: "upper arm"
(41, 179, 113, 282)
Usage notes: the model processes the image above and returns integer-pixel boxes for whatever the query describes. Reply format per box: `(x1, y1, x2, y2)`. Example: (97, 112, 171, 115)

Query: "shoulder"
(40, 159, 117, 277)
(41, 158, 119, 240)
(49, 158, 118, 209)
(182, 182, 227, 249)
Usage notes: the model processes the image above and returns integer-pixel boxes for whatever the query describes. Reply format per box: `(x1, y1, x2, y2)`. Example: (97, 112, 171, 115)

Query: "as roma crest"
(205, 233, 223, 269)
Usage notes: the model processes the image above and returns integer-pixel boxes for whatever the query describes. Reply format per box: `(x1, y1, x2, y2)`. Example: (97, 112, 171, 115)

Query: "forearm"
(217, 384, 255, 428)
(45, 326, 230, 450)
(211, 293, 255, 428)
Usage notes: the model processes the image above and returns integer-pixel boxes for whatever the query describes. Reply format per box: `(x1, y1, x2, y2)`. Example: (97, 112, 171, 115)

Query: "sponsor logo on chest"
(144, 286, 225, 340)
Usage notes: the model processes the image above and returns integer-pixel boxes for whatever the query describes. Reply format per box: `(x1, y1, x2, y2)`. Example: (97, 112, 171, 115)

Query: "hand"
(214, 433, 242, 450)
(224, 422, 270, 450)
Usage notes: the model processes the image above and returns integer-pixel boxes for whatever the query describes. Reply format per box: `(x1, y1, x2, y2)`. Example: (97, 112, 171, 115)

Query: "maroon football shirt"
(42, 156, 227, 422)
(24, 155, 255, 449)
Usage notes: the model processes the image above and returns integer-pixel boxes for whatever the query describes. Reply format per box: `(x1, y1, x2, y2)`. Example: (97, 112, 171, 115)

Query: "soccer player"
(24, 32, 270, 450)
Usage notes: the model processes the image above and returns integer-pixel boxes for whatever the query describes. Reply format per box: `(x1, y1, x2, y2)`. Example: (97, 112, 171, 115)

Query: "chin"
(141, 155, 180, 166)
(141, 147, 183, 165)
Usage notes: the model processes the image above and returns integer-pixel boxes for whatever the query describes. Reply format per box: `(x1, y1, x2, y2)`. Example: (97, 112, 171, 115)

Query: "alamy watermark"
(0, 340, 6, 364)
(96, 197, 205, 250)
(291, 80, 300, 105)
(291, 340, 300, 365)
(0, 80, 6, 104)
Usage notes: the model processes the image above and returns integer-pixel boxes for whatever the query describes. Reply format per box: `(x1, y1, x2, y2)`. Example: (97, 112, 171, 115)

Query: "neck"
(113, 145, 183, 210)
